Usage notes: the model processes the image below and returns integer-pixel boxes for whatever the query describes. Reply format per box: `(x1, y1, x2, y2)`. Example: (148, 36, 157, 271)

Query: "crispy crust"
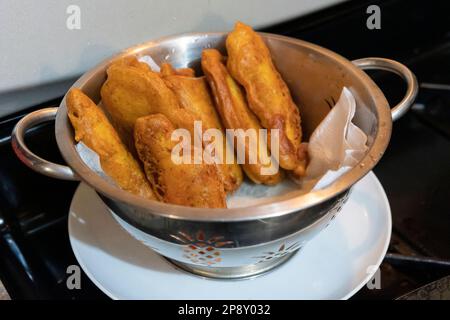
(134, 114, 226, 208)
(100, 57, 198, 152)
(226, 22, 307, 176)
(162, 67, 243, 192)
(160, 63, 196, 77)
(201, 49, 282, 185)
(66, 88, 156, 200)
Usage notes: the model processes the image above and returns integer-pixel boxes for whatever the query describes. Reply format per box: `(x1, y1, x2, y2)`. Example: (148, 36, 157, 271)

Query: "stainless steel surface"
(352, 57, 418, 121)
(12, 32, 417, 278)
(11, 107, 78, 181)
(166, 250, 298, 280)
(55, 32, 397, 221)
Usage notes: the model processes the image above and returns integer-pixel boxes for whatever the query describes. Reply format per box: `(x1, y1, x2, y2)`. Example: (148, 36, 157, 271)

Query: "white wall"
(0, 0, 345, 116)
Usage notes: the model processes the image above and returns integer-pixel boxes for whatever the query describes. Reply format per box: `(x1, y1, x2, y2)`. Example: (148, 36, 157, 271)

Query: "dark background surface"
(1, 0, 450, 299)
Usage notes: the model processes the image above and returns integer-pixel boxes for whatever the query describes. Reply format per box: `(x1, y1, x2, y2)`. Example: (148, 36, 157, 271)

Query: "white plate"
(68, 171, 391, 300)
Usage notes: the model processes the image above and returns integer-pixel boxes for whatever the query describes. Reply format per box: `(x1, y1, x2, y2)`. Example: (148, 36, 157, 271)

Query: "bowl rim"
(55, 31, 392, 222)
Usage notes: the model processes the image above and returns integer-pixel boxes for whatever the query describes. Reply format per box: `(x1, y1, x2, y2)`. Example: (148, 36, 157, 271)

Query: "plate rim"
(340, 171, 392, 299)
(68, 171, 392, 300)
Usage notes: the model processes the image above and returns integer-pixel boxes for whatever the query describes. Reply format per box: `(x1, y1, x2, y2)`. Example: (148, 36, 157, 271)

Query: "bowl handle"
(11, 107, 79, 181)
(352, 57, 418, 121)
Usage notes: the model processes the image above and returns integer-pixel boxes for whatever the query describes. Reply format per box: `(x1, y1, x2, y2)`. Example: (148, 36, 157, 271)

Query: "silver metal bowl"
(11, 32, 417, 279)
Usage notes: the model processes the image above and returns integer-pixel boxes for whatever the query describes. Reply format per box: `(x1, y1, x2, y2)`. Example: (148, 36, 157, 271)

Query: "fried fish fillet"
(226, 22, 307, 177)
(100, 57, 198, 150)
(66, 88, 155, 200)
(134, 114, 226, 208)
(201, 49, 282, 185)
(162, 65, 243, 192)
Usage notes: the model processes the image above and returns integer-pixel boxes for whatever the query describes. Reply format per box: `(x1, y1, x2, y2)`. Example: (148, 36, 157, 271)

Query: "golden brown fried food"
(100, 57, 198, 149)
(134, 114, 227, 208)
(226, 21, 307, 177)
(175, 68, 196, 77)
(162, 66, 243, 192)
(66, 88, 156, 200)
(201, 49, 282, 185)
(112, 56, 153, 72)
(160, 63, 196, 77)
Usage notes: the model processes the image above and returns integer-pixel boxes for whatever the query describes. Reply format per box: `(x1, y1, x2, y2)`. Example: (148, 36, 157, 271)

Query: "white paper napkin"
(301, 87, 368, 191)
